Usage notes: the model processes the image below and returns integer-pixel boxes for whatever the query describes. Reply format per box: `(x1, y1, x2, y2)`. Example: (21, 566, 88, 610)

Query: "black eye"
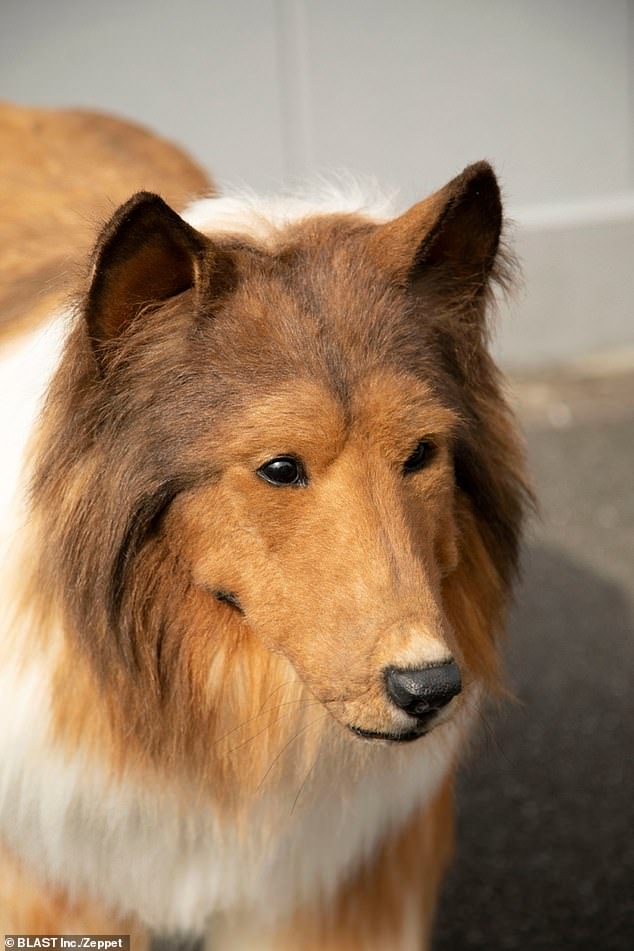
(257, 456, 307, 487)
(403, 439, 435, 474)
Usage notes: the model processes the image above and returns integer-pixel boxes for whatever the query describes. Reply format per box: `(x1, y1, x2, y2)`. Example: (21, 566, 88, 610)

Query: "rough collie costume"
(0, 112, 529, 949)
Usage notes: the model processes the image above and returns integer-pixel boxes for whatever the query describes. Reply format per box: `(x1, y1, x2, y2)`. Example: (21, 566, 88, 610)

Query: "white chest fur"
(0, 316, 67, 554)
(0, 645, 467, 933)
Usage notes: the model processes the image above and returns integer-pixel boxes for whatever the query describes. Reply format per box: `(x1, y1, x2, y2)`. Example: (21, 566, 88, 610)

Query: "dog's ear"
(85, 191, 210, 352)
(370, 162, 502, 307)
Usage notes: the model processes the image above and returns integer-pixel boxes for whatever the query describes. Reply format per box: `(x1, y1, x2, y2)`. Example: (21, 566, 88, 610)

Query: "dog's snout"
(384, 660, 462, 719)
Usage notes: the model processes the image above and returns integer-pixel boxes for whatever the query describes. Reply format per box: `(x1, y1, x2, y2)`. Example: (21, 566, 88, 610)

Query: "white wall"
(1, 0, 633, 367)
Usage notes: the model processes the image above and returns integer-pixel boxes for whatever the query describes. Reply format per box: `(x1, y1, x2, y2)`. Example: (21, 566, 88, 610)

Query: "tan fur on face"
(174, 371, 462, 737)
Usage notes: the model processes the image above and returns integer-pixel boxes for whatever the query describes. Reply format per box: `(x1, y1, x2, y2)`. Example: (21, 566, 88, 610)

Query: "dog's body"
(0, 109, 529, 948)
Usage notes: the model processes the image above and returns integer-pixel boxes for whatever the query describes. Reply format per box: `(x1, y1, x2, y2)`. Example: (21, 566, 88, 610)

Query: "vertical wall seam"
(628, 0, 634, 187)
(274, 0, 314, 182)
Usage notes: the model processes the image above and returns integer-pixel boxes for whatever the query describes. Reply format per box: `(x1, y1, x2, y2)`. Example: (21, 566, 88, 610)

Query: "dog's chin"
(348, 724, 432, 744)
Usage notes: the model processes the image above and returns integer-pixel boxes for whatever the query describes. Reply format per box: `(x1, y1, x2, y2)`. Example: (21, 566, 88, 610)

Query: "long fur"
(0, 168, 531, 947)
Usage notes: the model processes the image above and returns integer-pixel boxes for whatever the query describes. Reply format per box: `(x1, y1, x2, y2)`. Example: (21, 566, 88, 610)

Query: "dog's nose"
(384, 661, 462, 719)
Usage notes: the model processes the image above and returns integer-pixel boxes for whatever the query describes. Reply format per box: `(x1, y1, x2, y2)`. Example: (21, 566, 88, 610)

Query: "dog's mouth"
(348, 724, 431, 744)
(348, 703, 456, 743)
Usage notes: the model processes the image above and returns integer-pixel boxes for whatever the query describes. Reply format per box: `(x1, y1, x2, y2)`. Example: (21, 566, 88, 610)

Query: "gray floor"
(435, 368, 634, 950)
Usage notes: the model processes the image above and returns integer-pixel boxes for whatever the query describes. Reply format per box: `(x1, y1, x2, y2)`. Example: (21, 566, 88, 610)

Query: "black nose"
(384, 661, 462, 719)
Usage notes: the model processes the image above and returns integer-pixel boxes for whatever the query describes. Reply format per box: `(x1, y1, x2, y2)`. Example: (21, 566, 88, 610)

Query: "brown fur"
(7, 155, 531, 944)
(0, 101, 211, 342)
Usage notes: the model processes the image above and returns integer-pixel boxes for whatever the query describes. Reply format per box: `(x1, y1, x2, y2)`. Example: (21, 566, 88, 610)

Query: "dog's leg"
(211, 776, 454, 951)
(0, 844, 148, 948)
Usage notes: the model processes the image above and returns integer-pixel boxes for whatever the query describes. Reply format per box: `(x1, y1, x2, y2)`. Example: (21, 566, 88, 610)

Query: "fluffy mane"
(0, 164, 532, 936)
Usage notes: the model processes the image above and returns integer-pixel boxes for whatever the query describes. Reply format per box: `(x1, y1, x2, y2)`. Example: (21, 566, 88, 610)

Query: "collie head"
(29, 162, 530, 794)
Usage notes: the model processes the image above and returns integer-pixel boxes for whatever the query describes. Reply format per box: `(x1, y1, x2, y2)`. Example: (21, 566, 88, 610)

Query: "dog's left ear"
(370, 162, 502, 305)
(85, 191, 210, 352)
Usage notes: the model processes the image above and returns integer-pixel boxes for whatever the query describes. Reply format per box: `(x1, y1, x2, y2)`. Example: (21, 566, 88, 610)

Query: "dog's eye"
(403, 439, 435, 474)
(257, 456, 308, 487)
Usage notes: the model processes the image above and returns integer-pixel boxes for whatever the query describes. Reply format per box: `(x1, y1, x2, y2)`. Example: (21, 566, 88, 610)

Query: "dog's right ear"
(369, 162, 503, 312)
(85, 191, 211, 359)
